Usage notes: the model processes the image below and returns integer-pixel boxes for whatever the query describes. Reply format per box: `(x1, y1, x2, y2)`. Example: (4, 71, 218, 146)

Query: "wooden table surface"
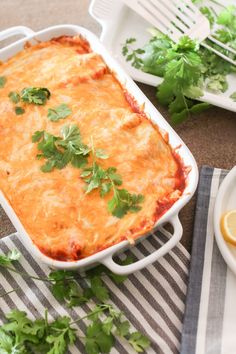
(0, 0, 236, 253)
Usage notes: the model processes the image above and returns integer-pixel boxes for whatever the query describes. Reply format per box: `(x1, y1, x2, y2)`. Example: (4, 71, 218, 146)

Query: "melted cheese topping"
(0, 36, 185, 261)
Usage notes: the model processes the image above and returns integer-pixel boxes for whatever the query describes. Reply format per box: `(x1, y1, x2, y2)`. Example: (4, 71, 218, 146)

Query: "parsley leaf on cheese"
(122, 38, 145, 69)
(0, 76, 6, 88)
(32, 125, 90, 172)
(108, 188, 144, 219)
(21, 87, 51, 105)
(15, 106, 25, 115)
(47, 103, 72, 122)
(8, 92, 20, 104)
(81, 145, 144, 218)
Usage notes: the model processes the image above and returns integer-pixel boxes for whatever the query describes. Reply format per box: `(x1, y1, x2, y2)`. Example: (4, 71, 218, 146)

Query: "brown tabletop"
(0, 0, 236, 252)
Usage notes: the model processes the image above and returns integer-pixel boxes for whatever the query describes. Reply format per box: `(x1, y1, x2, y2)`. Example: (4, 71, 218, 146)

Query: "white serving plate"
(89, 0, 236, 113)
(0, 25, 198, 274)
(214, 166, 236, 275)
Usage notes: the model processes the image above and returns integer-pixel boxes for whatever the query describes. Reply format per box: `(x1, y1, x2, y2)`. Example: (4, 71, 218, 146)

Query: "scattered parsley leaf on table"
(47, 103, 72, 122)
(90, 276, 109, 302)
(0, 249, 20, 267)
(85, 320, 115, 354)
(128, 332, 151, 352)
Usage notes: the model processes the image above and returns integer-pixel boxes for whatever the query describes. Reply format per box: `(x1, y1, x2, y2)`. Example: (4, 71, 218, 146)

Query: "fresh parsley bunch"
(0, 306, 150, 354)
(0, 251, 151, 354)
(0, 309, 76, 354)
(122, 3, 236, 123)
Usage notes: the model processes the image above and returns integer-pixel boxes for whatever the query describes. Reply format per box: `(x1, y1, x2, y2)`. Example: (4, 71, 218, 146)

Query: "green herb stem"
(1, 264, 85, 283)
(70, 305, 110, 325)
(0, 288, 20, 297)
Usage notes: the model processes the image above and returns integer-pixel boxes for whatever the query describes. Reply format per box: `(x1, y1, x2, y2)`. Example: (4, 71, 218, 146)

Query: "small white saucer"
(214, 166, 236, 275)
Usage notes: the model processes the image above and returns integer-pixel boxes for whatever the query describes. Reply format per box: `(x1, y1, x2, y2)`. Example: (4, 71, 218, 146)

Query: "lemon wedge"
(220, 210, 236, 246)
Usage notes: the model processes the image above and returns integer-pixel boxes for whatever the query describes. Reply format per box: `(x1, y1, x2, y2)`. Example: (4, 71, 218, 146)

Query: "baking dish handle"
(0, 26, 35, 43)
(100, 214, 183, 275)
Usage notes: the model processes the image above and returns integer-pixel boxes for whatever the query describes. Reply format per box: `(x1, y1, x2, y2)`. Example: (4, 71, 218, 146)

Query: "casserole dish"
(0, 25, 198, 274)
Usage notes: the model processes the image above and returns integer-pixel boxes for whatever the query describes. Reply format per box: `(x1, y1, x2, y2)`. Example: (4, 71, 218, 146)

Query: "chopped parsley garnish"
(108, 188, 144, 218)
(81, 142, 144, 218)
(0, 76, 6, 88)
(32, 124, 90, 172)
(21, 87, 51, 105)
(15, 106, 25, 115)
(8, 91, 20, 104)
(47, 103, 72, 121)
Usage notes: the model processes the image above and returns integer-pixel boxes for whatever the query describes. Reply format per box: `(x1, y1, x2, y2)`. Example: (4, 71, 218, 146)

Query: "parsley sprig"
(8, 87, 51, 115)
(0, 309, 76, 354)
(122, 38, 145, 69)
(8, 92, 20, 104)
(0, 76, 6, 88)
(0, 251, 150, 353)
(47, 103, 72, 122)
(49, 258, 133, 307)
(21, 87, 51, 105)
(123, 35, 210, 124)
(0, 305, 150, 354)
(81, 140, 144, 218)
(32, 125, 90, 172)
(9, 91, 25, 116)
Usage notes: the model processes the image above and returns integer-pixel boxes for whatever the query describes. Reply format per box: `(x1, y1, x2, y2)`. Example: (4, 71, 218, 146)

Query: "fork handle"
(202, 41, 236, 66)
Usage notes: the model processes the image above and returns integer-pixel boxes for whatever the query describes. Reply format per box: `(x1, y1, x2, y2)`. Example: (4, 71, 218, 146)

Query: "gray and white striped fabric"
(181, 166, 236, 354)
(0, 226, 189, 353)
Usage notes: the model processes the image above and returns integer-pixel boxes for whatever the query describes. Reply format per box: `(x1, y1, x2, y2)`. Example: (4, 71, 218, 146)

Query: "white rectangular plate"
(90, 0, 236, 113)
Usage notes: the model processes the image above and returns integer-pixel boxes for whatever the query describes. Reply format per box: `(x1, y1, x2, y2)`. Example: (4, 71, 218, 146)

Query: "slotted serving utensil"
(122, 0, 236, 66)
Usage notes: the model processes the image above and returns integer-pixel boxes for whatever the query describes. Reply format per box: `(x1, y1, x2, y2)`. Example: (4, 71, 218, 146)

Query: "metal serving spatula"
(122, 0, 236, 66)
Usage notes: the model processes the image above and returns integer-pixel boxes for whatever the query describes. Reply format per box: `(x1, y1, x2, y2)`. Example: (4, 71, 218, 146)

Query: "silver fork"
(122, 0, 236, 66)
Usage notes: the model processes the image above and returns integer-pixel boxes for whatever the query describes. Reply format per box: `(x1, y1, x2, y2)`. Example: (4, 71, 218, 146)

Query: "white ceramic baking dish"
(0, 25, 198, 274)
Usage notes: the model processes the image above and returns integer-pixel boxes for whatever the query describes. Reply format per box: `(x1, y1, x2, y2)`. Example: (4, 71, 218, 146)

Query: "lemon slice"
(220, 210, 236, 246)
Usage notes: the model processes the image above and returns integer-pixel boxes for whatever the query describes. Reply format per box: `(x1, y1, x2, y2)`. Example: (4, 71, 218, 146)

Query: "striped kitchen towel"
(181, 166, 236, 354)
(0, 226, 189, 353)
